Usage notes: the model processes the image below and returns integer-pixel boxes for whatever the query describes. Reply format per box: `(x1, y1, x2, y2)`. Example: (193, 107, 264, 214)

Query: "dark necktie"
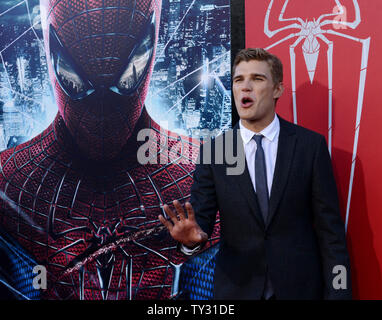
(253, 135, 269, 223)
(253, 134, 274, 299)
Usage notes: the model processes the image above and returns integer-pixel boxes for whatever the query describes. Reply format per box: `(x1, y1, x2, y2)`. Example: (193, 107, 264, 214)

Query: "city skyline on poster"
(0, 0, 231, 151)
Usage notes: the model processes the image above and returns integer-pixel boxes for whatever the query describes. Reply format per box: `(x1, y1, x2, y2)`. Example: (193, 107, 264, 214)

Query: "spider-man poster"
(242, 0, 382, 299)
(0, 0, 230, 300)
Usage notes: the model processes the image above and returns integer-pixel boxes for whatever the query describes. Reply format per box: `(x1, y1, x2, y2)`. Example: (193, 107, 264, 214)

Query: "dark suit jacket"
(190, 116, 352, 300)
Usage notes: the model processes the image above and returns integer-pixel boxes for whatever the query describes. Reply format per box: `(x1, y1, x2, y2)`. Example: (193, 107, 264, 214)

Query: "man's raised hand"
(158, 200, 208, 248)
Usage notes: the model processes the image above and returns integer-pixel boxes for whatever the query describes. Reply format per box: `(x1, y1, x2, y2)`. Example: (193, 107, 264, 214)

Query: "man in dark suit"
(159, 48, 352, 300)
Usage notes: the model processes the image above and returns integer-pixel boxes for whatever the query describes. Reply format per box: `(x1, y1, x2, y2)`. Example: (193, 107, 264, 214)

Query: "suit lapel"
(231, 124, 266, 230)
(267, 117, 297, 228)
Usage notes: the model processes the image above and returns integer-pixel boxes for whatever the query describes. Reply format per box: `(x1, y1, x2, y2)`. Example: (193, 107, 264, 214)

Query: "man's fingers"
(158, 214, 173, 232)
(163, 204, 178, 224)
(173, 200, 186, 221)
(200, 231, 208, 242)
(185, 202, 196, 221)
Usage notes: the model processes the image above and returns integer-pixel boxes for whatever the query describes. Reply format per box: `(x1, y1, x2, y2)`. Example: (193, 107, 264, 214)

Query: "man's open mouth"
(241, 97, 254, 107)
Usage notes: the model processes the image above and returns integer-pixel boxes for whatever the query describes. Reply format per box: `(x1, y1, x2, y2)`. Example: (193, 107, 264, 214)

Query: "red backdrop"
(245, 0, 382, 299)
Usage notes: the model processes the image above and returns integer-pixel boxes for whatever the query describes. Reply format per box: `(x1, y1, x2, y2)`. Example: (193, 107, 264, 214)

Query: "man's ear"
(273, 82, 284, 99)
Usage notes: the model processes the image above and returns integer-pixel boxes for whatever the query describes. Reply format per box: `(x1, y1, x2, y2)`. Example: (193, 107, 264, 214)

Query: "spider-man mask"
(40, 0, 161, 161)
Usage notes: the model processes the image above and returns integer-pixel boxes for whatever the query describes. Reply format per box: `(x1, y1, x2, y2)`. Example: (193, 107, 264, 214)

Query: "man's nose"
(241, 79, 252, 91)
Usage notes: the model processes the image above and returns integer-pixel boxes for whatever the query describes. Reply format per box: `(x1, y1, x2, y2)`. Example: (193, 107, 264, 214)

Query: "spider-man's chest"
(0, 153, 194, 299)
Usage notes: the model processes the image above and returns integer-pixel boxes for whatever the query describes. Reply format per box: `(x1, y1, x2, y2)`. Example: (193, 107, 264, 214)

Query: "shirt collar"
(239, 114, 280, 145)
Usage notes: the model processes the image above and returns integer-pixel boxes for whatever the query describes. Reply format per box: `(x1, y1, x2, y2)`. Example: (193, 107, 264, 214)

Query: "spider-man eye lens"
(110, 13, 155, 95)
(49, 25, 95, 100)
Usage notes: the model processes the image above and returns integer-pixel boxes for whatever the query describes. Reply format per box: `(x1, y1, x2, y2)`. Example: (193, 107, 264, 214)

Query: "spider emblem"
(263, 0, 370, 231)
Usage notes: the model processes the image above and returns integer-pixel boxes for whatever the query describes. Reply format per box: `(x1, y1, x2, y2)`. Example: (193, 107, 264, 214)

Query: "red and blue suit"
(0, 0, 219, 300)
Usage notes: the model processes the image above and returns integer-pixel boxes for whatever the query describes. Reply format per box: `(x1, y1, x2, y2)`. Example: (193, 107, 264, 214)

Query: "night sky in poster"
(0, 0, 231, 150)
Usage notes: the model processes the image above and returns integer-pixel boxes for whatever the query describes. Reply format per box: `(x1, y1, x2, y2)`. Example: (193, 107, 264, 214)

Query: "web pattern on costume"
(178, 244, 218, 300)
(0, 0, 227, 300)
(0, 228, 41, 299)
(0, 114, 220, 299)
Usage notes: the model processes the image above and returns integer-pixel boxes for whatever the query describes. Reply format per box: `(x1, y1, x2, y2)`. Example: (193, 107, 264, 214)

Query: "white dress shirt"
(181, 114, 280, 255)
(239, 114, 280, 196)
